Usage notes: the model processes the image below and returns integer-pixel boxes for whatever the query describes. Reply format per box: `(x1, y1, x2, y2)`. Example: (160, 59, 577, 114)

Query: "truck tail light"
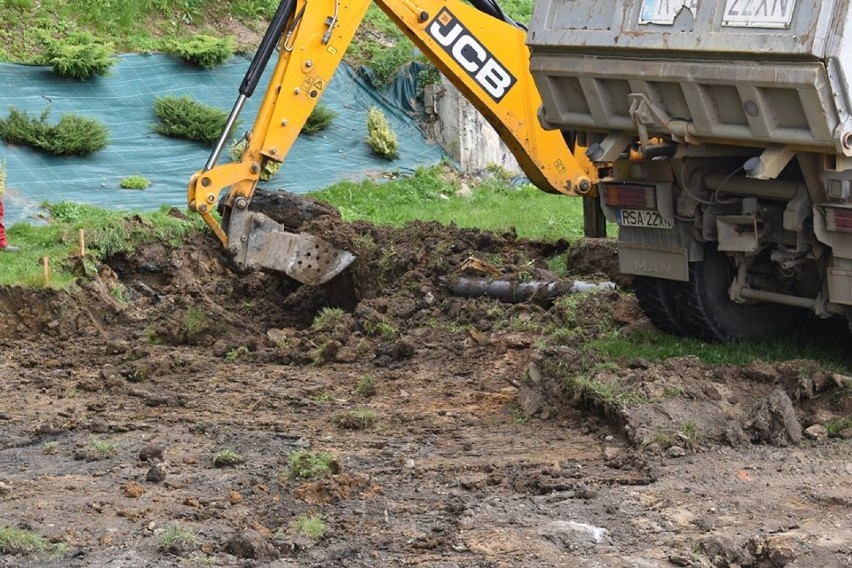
(827, 207, 852, 233)
(602, 183, 656, 210)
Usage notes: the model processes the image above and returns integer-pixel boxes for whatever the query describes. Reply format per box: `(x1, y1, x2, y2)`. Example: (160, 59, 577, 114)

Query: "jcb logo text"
(427, 9, 516, 102)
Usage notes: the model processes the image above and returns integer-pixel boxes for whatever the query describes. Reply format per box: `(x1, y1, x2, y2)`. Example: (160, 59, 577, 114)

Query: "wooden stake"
(78, 229, 86, 257)
(42, 256, 51, 284)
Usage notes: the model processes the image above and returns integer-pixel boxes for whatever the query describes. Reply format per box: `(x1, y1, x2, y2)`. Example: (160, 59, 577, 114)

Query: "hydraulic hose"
(240, 0, 299, 97)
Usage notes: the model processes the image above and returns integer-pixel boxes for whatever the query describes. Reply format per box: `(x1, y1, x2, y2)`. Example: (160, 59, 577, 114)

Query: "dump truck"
(528, 0, 852, 340)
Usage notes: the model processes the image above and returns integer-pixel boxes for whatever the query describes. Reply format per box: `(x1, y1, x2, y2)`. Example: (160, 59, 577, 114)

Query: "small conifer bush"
(166, 35, 235, 69)
(366, 107, 398, 159)
(0, 106, 109, 156)
(303, 103, 338, 134)
(40, 31, 116, 80)
(152, 95, 237, 145)
(229, 139, 280, 181)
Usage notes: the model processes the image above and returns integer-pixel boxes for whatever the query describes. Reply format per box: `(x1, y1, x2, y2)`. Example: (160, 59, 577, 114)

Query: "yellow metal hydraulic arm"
(187, 0, 596, 284)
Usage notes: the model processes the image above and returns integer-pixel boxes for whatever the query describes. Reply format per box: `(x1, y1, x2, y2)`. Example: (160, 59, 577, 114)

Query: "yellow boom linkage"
(187, 0, 596, 285)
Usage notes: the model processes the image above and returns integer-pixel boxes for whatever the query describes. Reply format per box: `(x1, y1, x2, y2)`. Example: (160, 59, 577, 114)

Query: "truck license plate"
(722, 0, 796, 29)
(618, 209, 673, 229)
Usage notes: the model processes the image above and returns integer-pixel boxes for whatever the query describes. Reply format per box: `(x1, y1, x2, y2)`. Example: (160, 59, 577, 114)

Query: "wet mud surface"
(0, 216, 850, 567)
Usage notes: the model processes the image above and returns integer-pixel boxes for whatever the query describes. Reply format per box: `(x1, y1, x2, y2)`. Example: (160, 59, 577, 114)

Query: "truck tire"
(633, 276, 691, 336)
(679, 245, 802, 341)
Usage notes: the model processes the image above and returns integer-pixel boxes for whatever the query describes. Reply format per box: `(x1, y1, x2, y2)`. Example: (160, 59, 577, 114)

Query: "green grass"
(291, 515, 326, 539)
(156, 523, 198, 554)
(2, 202, 201, 288)
(825, 415, 852, 437)
(589, 326, 851, 370)
(288, 450, 337, 480)
(0, 1, 277, 64)
(212, 449, 244, 467)
(88, 437, 118, 457)
(331, 408, 377, 430)
(310, 165, 586, 241)
(311, 307, 348, 333)
(0, 525, 65, 557)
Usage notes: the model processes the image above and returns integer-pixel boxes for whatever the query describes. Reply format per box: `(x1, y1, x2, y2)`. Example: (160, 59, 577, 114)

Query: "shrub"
(303, 103, 337, 134)
(229, 139, 280, 181)
(366, 107, 398, 159)
(40, 31, 116, 80)
(119, 175, 150, 190)
(152, 95, 235, 145)
(0, 107, 109, 156)
(166, 35, 234, 69)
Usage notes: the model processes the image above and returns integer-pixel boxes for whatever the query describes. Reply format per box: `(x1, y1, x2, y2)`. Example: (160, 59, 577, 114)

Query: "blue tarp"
(0, 54, 444, 224)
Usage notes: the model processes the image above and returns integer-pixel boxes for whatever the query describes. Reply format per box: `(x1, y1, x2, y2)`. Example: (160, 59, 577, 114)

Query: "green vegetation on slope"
(2, 202, 203, 288)
(0, 0, 276, 63)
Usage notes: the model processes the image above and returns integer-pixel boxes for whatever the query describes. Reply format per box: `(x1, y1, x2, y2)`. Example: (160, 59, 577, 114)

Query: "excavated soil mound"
(0, 211, 850, 567)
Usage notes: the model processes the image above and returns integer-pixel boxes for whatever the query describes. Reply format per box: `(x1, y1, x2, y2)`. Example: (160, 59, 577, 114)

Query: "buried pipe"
(444, 277, 615, 303)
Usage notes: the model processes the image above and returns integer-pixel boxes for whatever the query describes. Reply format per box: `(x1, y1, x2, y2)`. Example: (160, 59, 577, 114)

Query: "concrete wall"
(424, 76, 522, 175)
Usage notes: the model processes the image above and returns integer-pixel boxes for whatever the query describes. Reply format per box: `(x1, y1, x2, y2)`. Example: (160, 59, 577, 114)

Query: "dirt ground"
(0, 210, 850, 567)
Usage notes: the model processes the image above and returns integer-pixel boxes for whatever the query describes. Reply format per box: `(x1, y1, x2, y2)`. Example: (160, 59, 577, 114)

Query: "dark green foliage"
(40, 31, 116, 80)
(0, 106, 109, 156)
(166, 35, 234, 69)
(152, 95, 236, 145)
(303, 103, 338, 134)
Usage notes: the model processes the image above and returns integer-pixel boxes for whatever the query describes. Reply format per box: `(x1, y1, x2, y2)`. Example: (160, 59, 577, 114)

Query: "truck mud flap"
(618, 242, 689, 282)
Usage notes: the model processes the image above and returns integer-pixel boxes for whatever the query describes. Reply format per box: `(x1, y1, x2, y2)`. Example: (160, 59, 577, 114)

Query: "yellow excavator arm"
(187, 0, 597, 284)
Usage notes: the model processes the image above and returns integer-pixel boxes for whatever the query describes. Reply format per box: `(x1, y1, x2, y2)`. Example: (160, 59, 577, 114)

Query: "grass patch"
(39, 30, 115, 79)
(310, 164, 587, 241)
(303, 103, 337, 134)
(152, 95, 235, 145)
(119, 175, 150, 190)
(156, 523, 198, 554)
(366, 107, 398, 159)
(41, 441, 60, 455)
(165, 35, 234, 69)
(311, 307, 347, 333)
(291, 515, 326, 539)
(825, 415, 852, 437)
(0, 106, 109, 156)
(590, 326, 850, 370)
(363, 320, 399, 340)
(183, 307, 212, 335)
(562, 371, 647, 418)
(331, 408, 377, 430)
(355, 375, 376, 397)
(89, 437, 118, 457)
(288, 450, 337, 480)
(212, 449, 244, 467)
(224, 345, 250, 362)
(0, 526, 64, 557)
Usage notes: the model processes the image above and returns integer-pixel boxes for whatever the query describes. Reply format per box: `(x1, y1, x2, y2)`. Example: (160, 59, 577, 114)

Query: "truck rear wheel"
(679, 245, 802, 341)
(633, 276, 691, 336)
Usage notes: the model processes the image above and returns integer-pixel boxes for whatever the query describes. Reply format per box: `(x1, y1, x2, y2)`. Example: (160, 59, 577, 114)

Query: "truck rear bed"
(527, 0, 852, 155)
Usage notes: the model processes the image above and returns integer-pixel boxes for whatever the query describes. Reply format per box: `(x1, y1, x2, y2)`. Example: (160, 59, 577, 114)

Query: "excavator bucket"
(226, 207, 356, 286)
